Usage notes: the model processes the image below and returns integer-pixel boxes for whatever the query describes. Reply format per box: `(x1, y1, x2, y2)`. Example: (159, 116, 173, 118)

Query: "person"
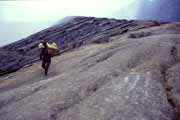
(39, 41, 52, 76)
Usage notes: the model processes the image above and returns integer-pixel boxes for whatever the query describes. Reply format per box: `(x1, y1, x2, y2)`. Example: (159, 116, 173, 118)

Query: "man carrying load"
(38, 41, 58, 76)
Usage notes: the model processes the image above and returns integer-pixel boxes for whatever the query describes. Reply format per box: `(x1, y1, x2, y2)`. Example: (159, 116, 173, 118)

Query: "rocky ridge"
(0, 17, 180, 120)
(0, 16, 163, 76)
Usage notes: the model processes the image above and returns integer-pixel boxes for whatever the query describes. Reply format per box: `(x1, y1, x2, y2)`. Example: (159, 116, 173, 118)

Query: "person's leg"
(45, 59, 51, 76)
(41, 60, 46, 69)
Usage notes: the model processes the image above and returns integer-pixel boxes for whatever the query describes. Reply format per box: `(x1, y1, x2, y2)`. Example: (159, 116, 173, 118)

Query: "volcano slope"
(0, 19, 180, 120)
(0, 16, 162, 76)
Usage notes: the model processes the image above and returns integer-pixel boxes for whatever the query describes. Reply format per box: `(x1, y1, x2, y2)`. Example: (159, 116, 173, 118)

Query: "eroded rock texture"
(0, 17, 180, 120)
(0, 17, 163, 76)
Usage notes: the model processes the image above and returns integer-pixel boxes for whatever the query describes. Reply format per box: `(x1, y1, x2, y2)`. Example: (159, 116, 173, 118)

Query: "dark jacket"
(40, 47, 51, 62)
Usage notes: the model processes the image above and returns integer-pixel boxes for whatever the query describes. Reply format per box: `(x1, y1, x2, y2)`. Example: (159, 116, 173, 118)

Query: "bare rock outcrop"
(0, 19, 180, 120)
(0, 17, 164, 76)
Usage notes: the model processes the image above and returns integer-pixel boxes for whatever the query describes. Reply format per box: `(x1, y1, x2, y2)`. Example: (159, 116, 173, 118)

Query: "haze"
(0, 0, 139, 46)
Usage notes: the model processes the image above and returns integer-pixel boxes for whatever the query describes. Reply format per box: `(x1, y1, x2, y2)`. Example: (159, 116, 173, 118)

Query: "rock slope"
(0, 16, 163, 76)
(0, 18, 180, 120)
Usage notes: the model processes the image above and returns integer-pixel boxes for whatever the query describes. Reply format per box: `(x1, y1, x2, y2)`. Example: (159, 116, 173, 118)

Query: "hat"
(38, 43, 45, 48)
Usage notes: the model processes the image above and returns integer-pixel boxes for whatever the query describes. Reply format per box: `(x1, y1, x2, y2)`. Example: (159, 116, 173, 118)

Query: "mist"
(0, 21, 54, 46)
(0, 0, 138, 46)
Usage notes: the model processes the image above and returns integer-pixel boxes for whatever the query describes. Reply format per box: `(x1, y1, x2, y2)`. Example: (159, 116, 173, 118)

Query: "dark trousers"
(41, 58, 51, 76)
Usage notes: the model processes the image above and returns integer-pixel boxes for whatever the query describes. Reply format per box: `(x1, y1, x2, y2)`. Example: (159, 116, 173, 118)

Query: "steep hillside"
(0, 16, 163, 76)
(0, 20, 180, 120)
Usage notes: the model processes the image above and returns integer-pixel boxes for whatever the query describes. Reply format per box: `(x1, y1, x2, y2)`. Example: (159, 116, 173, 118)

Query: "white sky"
(1, 0, 137, 22)
(0, 0, 138, 46)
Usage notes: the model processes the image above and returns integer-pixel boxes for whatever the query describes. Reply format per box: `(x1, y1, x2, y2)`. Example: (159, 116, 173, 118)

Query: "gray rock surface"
(0, 17, 163, 76)
(0, 20, 180, 120)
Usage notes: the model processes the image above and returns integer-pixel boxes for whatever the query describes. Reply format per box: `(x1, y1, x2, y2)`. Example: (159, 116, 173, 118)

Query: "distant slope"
(0, 16, 163, 76)
(0, 21, 180, 119)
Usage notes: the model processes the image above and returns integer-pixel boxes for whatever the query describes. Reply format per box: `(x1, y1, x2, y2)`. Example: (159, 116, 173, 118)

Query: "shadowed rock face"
(0, 17, 180, 120)
(0, 16, 163, 76)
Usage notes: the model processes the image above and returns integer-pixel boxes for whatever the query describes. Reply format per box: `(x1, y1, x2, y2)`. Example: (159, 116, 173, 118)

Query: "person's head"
(42, 41, 47, 48)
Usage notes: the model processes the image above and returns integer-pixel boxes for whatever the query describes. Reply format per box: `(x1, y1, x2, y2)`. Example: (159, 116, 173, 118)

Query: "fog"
(0, 0, 139, 46)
